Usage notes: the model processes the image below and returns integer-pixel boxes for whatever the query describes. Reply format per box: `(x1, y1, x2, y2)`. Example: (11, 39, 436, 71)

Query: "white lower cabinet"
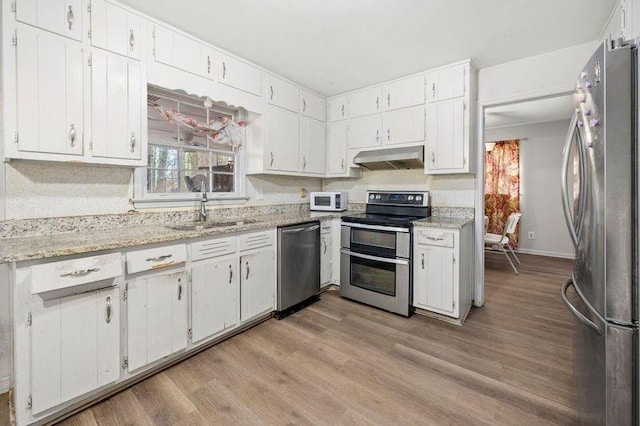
(126, 270, 188, 372)
(413, 223, 473, 321)
(240, 248, 276, 321)
(190, 257, 238, 343)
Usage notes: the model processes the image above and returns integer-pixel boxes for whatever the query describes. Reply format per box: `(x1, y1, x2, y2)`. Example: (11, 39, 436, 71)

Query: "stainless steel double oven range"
(340, 191, 430, 317)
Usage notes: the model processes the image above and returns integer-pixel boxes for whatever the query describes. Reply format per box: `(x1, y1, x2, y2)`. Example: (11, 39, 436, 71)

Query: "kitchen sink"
(166, 218, 258, 231)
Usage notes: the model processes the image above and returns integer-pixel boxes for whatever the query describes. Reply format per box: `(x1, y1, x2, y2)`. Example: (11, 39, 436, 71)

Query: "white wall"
(323, 169, 475, 208)
(485, 120, 573, 258)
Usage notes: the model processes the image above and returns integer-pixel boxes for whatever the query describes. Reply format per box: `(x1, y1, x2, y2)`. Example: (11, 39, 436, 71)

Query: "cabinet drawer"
(126, 244, 187, 274)
(238, 230, 274, 251)
(31, 252, 122, 294)
(416, 229, 455, 248)
(191, 236, 237, 261)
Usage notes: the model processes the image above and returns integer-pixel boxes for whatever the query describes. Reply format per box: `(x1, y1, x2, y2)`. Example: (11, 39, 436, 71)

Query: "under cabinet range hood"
(353, 146, 424, 170)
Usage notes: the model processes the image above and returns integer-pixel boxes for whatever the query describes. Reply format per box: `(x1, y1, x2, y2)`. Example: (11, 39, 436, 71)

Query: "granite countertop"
(0, 212, 340, 264)
(412, 216, 474, 229)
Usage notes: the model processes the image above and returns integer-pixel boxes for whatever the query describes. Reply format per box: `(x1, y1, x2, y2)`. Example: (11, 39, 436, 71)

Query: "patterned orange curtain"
(485, 140, 520, 245)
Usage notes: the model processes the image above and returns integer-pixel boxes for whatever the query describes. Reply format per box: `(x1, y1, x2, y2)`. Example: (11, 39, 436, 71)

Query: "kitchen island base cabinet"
(413, 223, 473, 323)
(126, 271, 188, 372)
(240, 249, 276, 321)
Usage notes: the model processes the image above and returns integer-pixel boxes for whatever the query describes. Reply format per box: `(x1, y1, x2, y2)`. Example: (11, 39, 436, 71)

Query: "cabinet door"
(30, 287, 120, 414)
(16, 28, 83, 156)
(425, 99, 466, 172)
(191, 258, 238, 343)
(414, 246, 455, 314)
(90, 0, 142, 59)
(425, 64, 465, 102)
(383, 105, 425, 145)
(127, 271, 188, 372)
(90, 51, 142, 160)
(327, 121, 348, 175)
(217, 53, 262, 96)
(267, 75, 299, 112)
(240, 250, 275, 321)
(328, 96, 347, 121)
(348, 115, 382, 149)
(153, 25, 200, 76)
(348, 87, 382, 118)
(321, 233, 332, 286)
(300, 117, 326, 174)
(383, 74, 425, 111)
(266, 105, 300, 172)
(16, 0, 82, 40)
(301, 90, 326, 121)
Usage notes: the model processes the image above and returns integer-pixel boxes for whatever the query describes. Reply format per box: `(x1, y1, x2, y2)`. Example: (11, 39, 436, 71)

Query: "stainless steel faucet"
(199, 189, 208, 222)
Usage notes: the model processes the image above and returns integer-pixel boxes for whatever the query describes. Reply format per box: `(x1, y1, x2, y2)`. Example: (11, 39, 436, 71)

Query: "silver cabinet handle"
(270, 85, 274, 100)
(222, 61, 226, 79)
(431, 151, 436, 165)
(323, 239, 327, 254)
(245, 261, 250, 280)
(341, 158, 345, 171)
(421, 253, 424, 269)
(130, 131, 136, 153)
(69, 123, 76, 147)
(302, 156, 306, 169)
(60, 267, 100, 278)
(67, 5, 74, 30)
(207, 55, 211, 74)
(376, 96, 379, 109)
(387, 128, 391, 141)
(387, 93, 391, 107)
(270, 152, 274, 166)
(376, 129, 379, 143)
(431, 82, 436, 98)
(178, 277, 183, 300)
(426, 236, 444, 241)
(341, 105, 344, 117)
(146, 254, 172, 262)
(229, 264, 233, 284)
(105, 296, 112, 323)
(129, 30, 135, 51)
(303, 99, 306, 112)
(561, 278, 602, 334)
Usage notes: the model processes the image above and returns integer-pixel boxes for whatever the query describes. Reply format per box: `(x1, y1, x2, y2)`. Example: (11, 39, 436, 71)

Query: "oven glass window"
(351, 256, 396, 296)
(314, 196, 331, 206)
(352, 229, 396, 250)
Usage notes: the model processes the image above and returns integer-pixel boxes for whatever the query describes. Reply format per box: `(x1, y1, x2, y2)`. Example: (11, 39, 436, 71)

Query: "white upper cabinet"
(266, 105, 300, 172)
(383, 74, 425, 111)
(383, 105, 425, 146)
(90, 51, 143, 161)
(327, 121, 348, 175)
(425, 98, 466, 172)
(16, 0, 82, 40)
(329, 96, 347, 121)
(153, 24, 202, 77)
(425, 63, 465, 102)
(348, 87, 382, 118)
(90, 0, 142, 59)
(16, 27, 83, 156)
(267, 74, 299, 112)
(300, 117, 326, 174)
(348, 115, 382, 149)
(216, 52, 262, 96)
(300, 90, 326, 121)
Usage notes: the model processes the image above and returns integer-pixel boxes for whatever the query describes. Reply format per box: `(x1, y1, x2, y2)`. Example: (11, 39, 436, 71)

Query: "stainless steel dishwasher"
(276, 221, 320, 317)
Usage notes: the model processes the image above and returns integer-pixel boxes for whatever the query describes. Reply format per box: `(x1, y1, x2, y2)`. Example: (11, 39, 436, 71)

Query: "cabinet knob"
(129, 30, 135, 51)
(69, 123, 77, 147)
(67, 5, 74, 31)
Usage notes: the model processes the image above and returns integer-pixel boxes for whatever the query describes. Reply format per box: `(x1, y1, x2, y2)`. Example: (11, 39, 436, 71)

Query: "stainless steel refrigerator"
(560, 40, 638, 425)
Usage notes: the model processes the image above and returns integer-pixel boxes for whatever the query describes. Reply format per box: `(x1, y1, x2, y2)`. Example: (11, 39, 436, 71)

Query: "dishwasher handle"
(281, 224, 320, 234)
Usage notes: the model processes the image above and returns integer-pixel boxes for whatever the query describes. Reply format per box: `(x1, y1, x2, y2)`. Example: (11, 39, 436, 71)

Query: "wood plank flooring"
(16, 253, 578, 425)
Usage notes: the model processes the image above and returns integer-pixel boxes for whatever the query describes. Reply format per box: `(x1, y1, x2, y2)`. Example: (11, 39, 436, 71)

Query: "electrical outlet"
(528, 232, 535, 240)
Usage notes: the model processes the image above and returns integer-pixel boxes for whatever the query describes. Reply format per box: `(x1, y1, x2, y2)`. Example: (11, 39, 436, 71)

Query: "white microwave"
(310, 191, 348, 211)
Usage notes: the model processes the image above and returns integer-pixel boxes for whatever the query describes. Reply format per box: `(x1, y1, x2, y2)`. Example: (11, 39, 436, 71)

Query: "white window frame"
(132, 87, 248, 209)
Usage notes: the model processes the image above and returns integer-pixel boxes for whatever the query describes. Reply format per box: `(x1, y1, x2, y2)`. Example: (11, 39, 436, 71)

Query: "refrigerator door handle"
(561, 277, 602, 335)
(561, 112, 586, 248)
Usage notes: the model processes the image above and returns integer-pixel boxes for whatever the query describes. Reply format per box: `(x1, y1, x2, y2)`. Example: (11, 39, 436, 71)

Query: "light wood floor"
(15, 253, 578, 425)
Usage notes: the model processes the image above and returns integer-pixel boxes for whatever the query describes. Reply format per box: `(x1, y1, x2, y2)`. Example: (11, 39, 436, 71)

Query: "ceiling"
(485, 95, 574, 129)
(120, 0, 615, 96)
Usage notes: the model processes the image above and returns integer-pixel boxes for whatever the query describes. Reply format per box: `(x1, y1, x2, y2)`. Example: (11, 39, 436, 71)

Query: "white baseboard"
(516, 248, 575, 260)
(0, 376, 10, 394)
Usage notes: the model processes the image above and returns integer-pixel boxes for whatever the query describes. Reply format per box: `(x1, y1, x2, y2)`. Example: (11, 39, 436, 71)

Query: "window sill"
(131, 196, 249, 210)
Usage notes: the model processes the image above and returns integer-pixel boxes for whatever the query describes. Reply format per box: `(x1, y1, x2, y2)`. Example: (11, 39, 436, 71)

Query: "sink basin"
(166, 218, 258, 231)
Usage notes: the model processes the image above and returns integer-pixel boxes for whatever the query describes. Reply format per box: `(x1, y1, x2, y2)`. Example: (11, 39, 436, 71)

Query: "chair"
(484, 213, 522, 274)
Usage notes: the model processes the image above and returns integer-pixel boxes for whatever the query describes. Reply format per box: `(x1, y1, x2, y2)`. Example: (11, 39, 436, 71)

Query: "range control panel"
(367, 191, 430, 206)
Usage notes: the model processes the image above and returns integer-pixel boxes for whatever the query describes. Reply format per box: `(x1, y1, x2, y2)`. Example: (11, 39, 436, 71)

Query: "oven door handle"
(340, 249, 409, 265)
(341, 222, 409, 233)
